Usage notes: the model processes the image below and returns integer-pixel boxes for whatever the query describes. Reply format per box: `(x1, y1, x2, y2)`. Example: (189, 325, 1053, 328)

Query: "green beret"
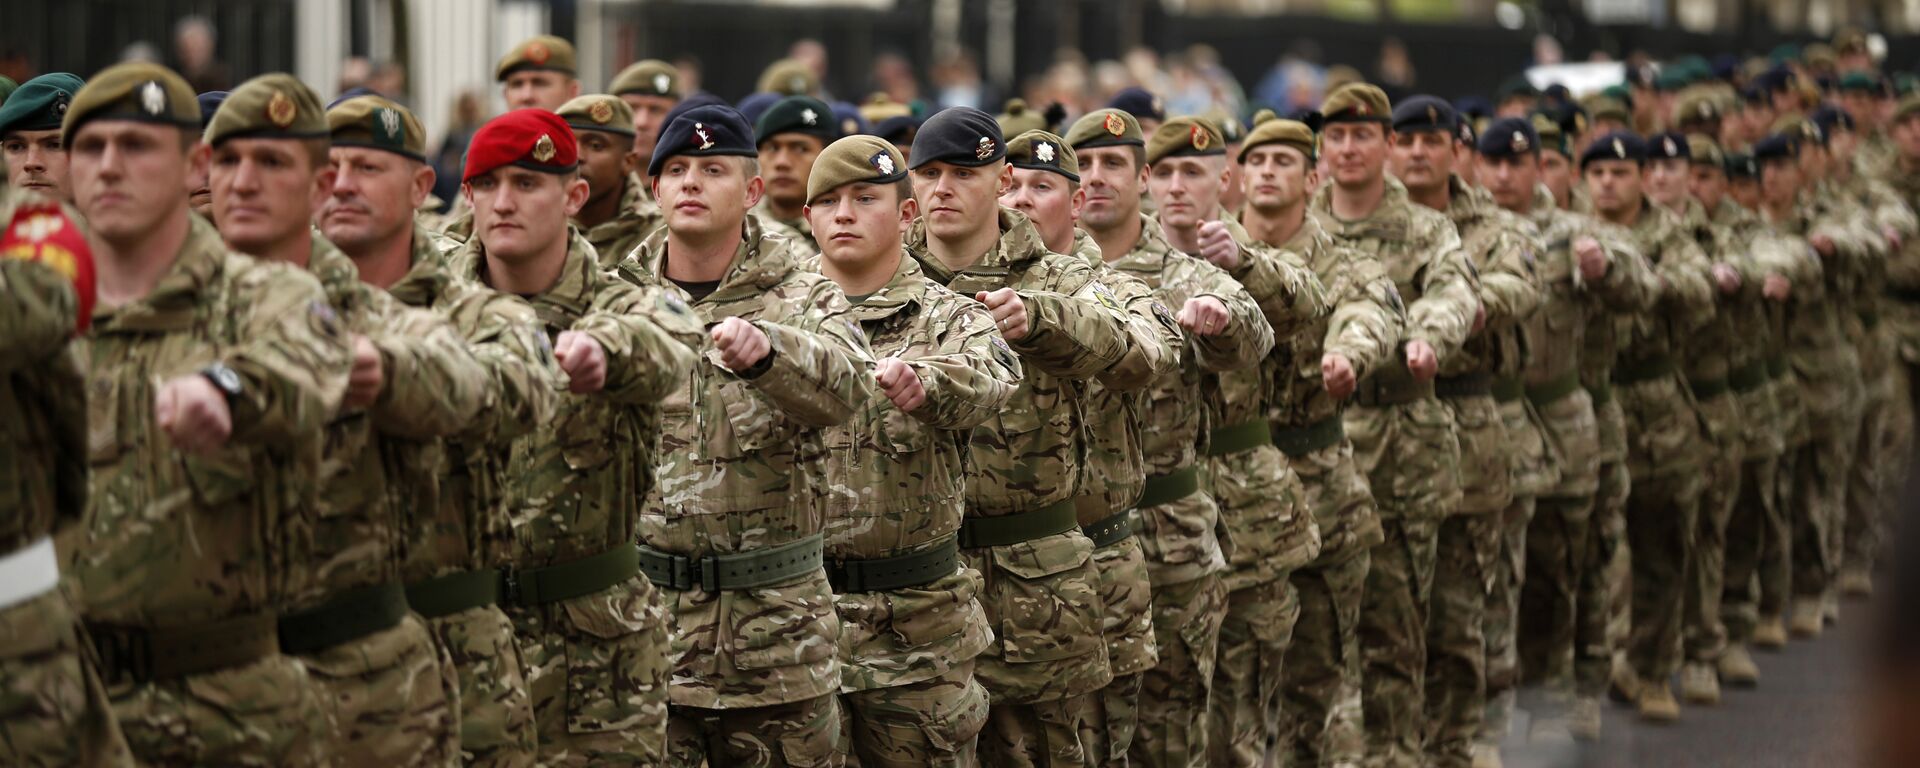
(805, 134, 906, 202)
(1238, 117, 1315, 163)
(1895, 93, 1920, 122)
(0, 73, 84, 135)
(205, 73, 327, 147)
(1530, 113, 1569, 157)
(496, 36, 576, 82)
(0, 77, 16, 106)
(326, 94, 427, 160)
(1065, 108, 1143, 151)
(1006, 129, 1078, 182)
(61, 62, 200, 148)
(608, 60, 681, 99)
(1837, 72, 1881, 94)
(557, 94, 635, 136)
(756, 95, 838, 145)
(1320, 83, 1391, 124)
(1146, 116, 1225, 165)
(758, 59, 818, 97)
(1686, 134, 1725, 167)
(996, 99, 1047, 139)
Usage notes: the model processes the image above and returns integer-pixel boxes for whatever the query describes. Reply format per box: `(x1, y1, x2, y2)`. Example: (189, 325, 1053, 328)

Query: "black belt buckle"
(500, 569, 522, 604)
(89, 625, 153, 685)
(825, 559, 859, 592)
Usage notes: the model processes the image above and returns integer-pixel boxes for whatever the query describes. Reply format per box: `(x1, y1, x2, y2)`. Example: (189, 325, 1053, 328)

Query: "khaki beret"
(1834, 28, 1869, 55)
(557, 94, 635, 136)
(859, 93, 913, 125)
(1687, 134, 1725, 167)
(1250, 108, 1279, 127)
(608, 60, 681, 99)
(1582, 95, 1631, 124)
(1895, 93, 1920, 123)
(1238, 118, 1316, 163)
(758, 59, 818, 97)
(1672, 88, 1722, 127)
(1802, 43, 1836, 69)
(1530, 112, 1569, 157)
(496, 35, 576, 82)
(1065, 108, 1144, 151)
(326, 94, 427, 160)
(805, 134, 906, 202)
(996, 99, 1047, 139)
(1321, 83, 1391, 124)
(1007, 129, 1078, 182)
(204, 73, 328, 147)
(60, 62, 199, 147)
(1146, 116, 1226, 164)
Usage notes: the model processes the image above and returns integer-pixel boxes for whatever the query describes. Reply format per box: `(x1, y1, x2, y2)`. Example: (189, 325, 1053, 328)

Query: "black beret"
(1723, 152, 1759, 179)
(832, 101, 870, 137)
(1497, 75, 1539, 101)
(1810, 105, 1855, 136)
(1755, 66, 1796, 94)
(1542, 83, 1572, 105)
(1476, 117, 1539, 158)
(1107, 87, 1165, 122)
(909, 107, 1005, 170)
(1647, 131, 1689, 161)
(648, 104, 757, 177)
(196, 91, 227, 130)
(1580, 131, 1647, 168)
(1456, 116, 1476, 146)
(1392, 95, 1456, 134)
(1454, 96, 1492, 120)
(1753, 133, 1799, 162)
(873, 114, 920, 144)
(755, 95, 839, 145)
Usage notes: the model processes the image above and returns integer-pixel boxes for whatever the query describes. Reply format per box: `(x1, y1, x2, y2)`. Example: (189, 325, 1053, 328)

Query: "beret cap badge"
(654, 73, 671, 94)
(526, 42, 550, 65)
(1190, 124, 1210, 150)
(1511, 131, 1529, 152)
(975, 136, 996, 160)
(266, 90, 296, 128)
(532, 133, 556, 162)
(589, 100, 614, 124)
(139, 81, 165, 115)
(1104, 113, 1125, 136)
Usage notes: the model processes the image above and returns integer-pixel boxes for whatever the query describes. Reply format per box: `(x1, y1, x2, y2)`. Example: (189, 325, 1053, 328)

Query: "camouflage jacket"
(624, 217, 872, 709)
(1, 192, 88, 553)
(387, 225, 559, 580)
(1439, 176, 1542, 380)
(1767, 198, 1873, 435)
(77, 215, 349, 628)
(580, 174, 664, 269)
(1882, 165, 1920, 363)
(817, 254, 1019, 692)
(753, 200, 818, 254)
(289, 235, 488, 612)
(1263, 213, 1401, 429)
(1615, 201, 1716, 480)
(1702, 199, 1791, 459)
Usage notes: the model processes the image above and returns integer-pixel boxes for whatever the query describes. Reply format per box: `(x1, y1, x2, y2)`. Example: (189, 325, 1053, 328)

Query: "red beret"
(463, 108, 578, 182)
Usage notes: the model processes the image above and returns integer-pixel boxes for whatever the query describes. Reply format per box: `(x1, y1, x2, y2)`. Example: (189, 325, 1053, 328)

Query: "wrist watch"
(200, 362, 243, 405)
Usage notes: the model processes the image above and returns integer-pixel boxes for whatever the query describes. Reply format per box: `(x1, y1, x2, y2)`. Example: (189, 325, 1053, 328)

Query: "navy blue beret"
(649, 104, 757, 177)
(1647, 131, 1689, 161)
(1476, 117, 1539, 158)
(1392, 95, 1455, 134)
(1580, 131, 1647, 168)
(1107, 87, 1165, 122)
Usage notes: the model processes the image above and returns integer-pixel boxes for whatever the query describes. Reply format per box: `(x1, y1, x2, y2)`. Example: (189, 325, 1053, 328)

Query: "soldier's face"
(573, 129, 636, 210)
(1452, 140, 1478, 186)
(807, 181, 914, 272)
(1592, 118, 1629, 136)
(1799, 144, 1829, 180)
(1893, 116, 1920, 160)
(2, 129, 68, 199)
(1729, 177, 1762, 210)
(1842, 94, 1879, 128)
(761, 134, 827, 209)
(1389, 130, 1453, 192)
(69, 122, 200, 246)
(1643, 158, 1690, 209)
(622, 94, 677, 162)
(1147, 155, 1227, 232)
(1477, 154, 1540, 212)
(1241, 144, 1316, 214)
(654, 155, 761, 239)
(1076, 146, 1144, 232)
(1220, 148, 1246, 212)
(1761, 159, 1803, 206)
(503, 71, 579, 112)
(912, 160, 1010, 241)
(1827, 130, 1859, 165)
(1582, 160, 1643, 218)
(209, 138, 334, 259)
(1001, 167, 1082, 253)
(321, 146, 431, 257)
(467, 167, 588, 263)
(1538, 151, 1574, 207)
(1688, 165, 1727, 210)
(1321, 123, 1389, 188)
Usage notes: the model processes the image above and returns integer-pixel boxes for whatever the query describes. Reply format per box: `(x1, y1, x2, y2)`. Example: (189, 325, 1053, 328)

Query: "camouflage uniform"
(453, 229, 697, 766)
(1263, 214, 1400, 768)
(818, 254, 1020, 767)
(293, 233, 480, 767)
(77, 215, 348, 766)
(1312, 176, 1480, 768)
(755, 201, 819, 254)
(1426, 177, 1541, 768)
(391, 225, 557, 767)
(581, 174, 665, 269)
(625, 218, 871, 767)
(0, 193, 132, 768)
(907, 208, 1136, 767)
(1187, 216, 1328, 768)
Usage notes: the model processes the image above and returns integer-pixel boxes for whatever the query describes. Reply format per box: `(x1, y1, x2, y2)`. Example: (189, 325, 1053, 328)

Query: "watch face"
(209, 364, 242, 394)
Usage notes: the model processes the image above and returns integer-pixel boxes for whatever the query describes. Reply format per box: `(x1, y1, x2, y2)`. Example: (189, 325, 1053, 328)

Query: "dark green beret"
(557, 94, 635, 137)
(755, 95, 839, 145)
(496, 36, 576, 81)
(1146, 116, 1225, 164)
(326, 94, 427, 160)
(0, 73, 84, 135)
(1065, 108, 1144, 151)
(61, 62, 200, 147)
(1006, 129, 1078, 182)
(806, 134, 906, 201)
(205, 73, 328, 147)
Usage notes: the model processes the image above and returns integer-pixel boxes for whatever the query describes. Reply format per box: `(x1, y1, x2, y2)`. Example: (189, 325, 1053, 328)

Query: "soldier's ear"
(411, 162, 436, 208)
(562, 174, 591, 217)
(898, 195, 918, 232)
(744, 174, 765, 209)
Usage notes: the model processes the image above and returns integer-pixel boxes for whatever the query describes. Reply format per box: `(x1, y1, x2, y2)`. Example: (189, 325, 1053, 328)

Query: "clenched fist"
(1178, 296, 1230, 336)
(554, 331, 609, 393)
(343, 334, 385, 409)
(1575, 237, 1609, 281)
(1197, 221, 1242, 271)
(976, 288, 1030, 341)
(1763, 274, 1791, 302)
(1405, 340, 1438, 382)
(874, 358, 927, 412)
(156, 374, 232, 454)
(1322, 353, 1356, 399)
(1712, 263, 1743, 295)
(709, 317, 771, 373)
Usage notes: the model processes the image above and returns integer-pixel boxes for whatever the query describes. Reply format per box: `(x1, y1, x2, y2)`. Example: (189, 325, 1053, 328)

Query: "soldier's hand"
(1177, 296, 1231, 336)
(1197, 221, 1241, 271)
(1810, 233, 1836, 257)
(874, 358, 926, 412)
(1712, 263, 1743, 295)
(1405, 340, 1438, 381)
(709, 317, 771, 372)
(1322, 353, 1356, 399)
(976, 289, 1030, 341)
(343, 334, 385, 409)
(1763, 274, 1792, 301)
(1884, 225, 1903, 251)
(155, 375, 232, 454)
(554, 331, 609, 393)
(1574, 237, 1609, 281)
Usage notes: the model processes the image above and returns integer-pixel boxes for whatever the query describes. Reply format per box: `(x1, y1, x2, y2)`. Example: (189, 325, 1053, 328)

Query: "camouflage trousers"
(1281, 548, 1369, 768)
(1575, 461, 1628, 700)
(1475, 496, 1533, 748)
(669, 693, 844, 767)
(1720, 455, 1783, 645)
(1358, 516, 1440, 768)
(1684, 445, 1743, 664)
(1845, 362, 1912, 576)
(510, 573, 670, 767)
(110, 651, 332, 766)
(299, 613, 459, 767)
(1200, 572, 1285, 768)
(1792, 427, 1856, 600)
(1135, 573, 1224, 768)
(0, 587, 132, 767)
(1624, 474, 1703, 683)
(1422, 513, 1498, 768)
(1087, 537, 1155, 766)
(982, 691, 1100, 767)
(840, 661, 990, 767)
(1512, 496, 1595, 715)
(425, 603, 537, 767)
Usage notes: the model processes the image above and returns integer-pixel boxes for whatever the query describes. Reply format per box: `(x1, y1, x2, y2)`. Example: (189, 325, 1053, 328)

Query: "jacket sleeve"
(1408, 224, 1480, 361)
(222, 262, 352, 446)
(366, 291, 490, 440)
(1228, 241, 1329, 340)
(1652, 231, 1717, 332)
(581, 280, 699, 407)
(904, 297, 1024, 431)
(0, 260, 76, 372)
(739, 277, 876, 428)
(1325, 255, 1407, 384)
(1090, 266, 1184, 391)
(1007, 257, 1133, 380)
(1474, 222, 1543, 332)
(443, 288, 559, 445)
(1188, 258, 1276, 373)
